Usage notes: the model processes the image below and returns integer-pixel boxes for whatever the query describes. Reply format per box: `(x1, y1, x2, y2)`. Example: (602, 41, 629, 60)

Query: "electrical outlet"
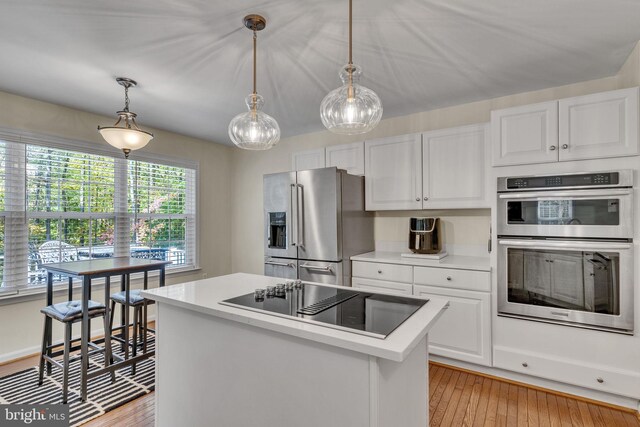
(202, 272, 208, 279)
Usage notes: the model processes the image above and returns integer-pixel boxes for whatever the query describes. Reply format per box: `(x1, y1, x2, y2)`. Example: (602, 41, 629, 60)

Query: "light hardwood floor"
(1, 356, 638, 426)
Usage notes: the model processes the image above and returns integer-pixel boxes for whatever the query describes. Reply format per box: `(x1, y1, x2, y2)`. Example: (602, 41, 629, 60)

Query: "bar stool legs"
(62, 323, 71, 403)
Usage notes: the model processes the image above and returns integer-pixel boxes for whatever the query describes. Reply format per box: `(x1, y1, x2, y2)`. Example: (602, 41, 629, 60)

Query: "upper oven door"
(497, 188, 633, 239)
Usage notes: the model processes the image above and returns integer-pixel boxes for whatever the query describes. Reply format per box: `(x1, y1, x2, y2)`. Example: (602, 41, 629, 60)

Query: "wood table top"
(41, 257, 172, 276)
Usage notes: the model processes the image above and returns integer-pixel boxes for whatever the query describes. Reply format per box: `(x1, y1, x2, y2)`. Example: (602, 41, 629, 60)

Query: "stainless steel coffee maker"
(409, 217, 442, 254)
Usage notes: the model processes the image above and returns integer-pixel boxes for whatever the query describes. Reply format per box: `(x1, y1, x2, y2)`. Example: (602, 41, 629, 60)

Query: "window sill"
(0, 265, 202, 306)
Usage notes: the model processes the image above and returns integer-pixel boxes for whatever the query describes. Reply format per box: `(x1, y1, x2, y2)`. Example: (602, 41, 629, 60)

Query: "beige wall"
(0, 90, 233, 360)
(230, 41, 640, 274)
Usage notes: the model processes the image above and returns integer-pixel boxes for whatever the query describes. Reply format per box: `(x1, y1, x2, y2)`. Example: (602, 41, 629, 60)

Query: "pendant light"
(320, 0, 382, 135)
(98, 77, 153, 158)
(228, 15, 280, 150)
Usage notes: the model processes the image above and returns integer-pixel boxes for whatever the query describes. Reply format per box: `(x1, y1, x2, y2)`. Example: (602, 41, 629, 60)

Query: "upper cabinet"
(491, 87, 640, 166)
(325, 142, 365, 176)
(364, 134, 423, 211)
(559, 87, 639, 161)
(291, 148, 325, 171)
(423, 124, 489, 209)
(491, 101, 559, 166)
(364, 125, 489, 211)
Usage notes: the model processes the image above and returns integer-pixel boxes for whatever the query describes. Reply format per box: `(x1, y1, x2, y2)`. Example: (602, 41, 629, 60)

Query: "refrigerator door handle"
(265, 260, 296, 268)
(290, 183, 297, 247)
(297, 184, 305, 248)
(300, 263, 332, 272)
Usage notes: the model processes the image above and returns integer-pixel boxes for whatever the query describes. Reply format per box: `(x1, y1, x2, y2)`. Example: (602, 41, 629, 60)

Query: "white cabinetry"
(364, 134, 423, 210)
(422, 124, 489, 209)
(291, 148, 325, 171)
(491, 87, 640, 166)
(325, 142, 365, 175)
(414, 285, 491, 366)
(352, 258, 492, 366)
(559, 87, 639, 161)
(494, 346, 640, 399)
(491, 101, 559, 166)
(364, 125, 489, 211)
(352, 261, 413, 295)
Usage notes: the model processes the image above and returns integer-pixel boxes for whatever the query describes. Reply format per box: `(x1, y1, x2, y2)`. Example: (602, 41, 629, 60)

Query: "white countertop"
(141, 272, 448, 362)
(351, 251, 491, 272)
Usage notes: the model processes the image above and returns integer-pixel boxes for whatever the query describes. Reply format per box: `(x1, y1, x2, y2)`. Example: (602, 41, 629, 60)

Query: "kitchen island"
(142, 273, 448, 427)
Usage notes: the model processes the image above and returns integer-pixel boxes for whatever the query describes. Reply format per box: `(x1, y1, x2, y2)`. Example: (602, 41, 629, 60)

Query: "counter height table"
(42, 257, 172, 401)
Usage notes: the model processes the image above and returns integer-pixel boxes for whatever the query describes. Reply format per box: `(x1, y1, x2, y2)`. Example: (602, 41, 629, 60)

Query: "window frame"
(0, 127, 199, 295)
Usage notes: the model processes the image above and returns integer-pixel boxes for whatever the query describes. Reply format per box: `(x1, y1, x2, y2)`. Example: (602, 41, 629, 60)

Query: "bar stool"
(38, 300, 114, 403)
(109, 289, 150, 375)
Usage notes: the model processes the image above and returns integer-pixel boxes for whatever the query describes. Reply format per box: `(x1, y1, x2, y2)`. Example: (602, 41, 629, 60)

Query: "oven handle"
(498, 188, 632, 199)
(498, 239, 633, 251)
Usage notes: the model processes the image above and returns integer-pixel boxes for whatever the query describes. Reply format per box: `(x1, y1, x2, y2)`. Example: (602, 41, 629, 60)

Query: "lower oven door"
(498, 238, 633, 333)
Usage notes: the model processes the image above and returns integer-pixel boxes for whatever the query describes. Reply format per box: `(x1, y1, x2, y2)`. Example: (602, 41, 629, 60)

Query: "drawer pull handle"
(378, 270, 382, 274)
(446, 276, 452, 281)
(522, 362, 528, 368)
(597, 377, 604, 384)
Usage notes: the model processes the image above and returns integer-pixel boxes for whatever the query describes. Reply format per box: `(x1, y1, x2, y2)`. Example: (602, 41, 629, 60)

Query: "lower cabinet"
(413, 285, 492, 366)
(494, 346, 640, 399)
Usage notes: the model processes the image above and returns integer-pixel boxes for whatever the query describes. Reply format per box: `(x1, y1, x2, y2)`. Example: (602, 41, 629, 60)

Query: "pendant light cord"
(347, 0, 354, 98)
(348, 0, 353, 65)
(252, 27, 258, 114)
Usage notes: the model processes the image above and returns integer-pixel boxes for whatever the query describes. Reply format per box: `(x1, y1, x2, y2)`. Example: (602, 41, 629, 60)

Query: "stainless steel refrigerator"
(264, 167, 374, 286)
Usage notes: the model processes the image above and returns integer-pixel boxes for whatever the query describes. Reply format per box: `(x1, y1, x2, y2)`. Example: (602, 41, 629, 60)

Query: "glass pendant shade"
(99, 127, 153, 151)
(320, 64, 383, 135)
(229, 94, 280, 150)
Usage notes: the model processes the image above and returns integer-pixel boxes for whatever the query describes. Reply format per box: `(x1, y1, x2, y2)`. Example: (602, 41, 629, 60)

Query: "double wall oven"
(497, 171, 634, 334)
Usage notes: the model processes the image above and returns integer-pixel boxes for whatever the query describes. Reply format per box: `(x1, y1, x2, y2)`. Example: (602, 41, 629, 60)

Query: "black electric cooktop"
(220, 282, 428, 339)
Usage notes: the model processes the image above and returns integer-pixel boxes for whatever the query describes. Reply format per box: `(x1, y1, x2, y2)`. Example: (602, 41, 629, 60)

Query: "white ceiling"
(1, 0, 639, 146)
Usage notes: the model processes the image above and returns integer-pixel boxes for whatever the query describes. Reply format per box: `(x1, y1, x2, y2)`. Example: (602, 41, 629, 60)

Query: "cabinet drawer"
(414, 266, 490, 292)
(352, 277, 413, 295)
(352, 261, 413, 283)
(494, 346, 640, 399)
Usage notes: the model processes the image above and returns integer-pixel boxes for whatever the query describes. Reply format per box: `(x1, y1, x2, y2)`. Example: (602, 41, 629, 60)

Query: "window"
(0, 133, 198, 293)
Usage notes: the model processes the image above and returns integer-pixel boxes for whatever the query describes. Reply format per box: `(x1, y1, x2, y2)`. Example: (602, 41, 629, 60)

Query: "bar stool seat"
(39, 299, 114, 404)
(110, 290, 150, 306)
(40, 300, 105, 322)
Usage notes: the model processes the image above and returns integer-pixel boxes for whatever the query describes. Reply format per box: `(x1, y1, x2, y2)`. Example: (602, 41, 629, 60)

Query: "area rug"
(0, 337, 155, 426)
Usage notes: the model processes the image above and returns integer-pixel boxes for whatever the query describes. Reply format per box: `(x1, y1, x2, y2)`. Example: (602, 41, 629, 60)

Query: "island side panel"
(155, 303, 373, 427)
(371, 335, 429, 427)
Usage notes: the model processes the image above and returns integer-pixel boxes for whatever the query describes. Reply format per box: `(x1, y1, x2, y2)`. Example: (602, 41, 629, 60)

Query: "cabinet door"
(325, 142, 365, 175)
(291, 148, 325, 171)
(491, 101, 559, 166)
(559, 87, 639, 161)
(364, 134, 422, 211)
(422, 124, 489, 209)
(413, 285, 491, 366)
(523, 251, 552, 296)
(550, 254, 584, 307)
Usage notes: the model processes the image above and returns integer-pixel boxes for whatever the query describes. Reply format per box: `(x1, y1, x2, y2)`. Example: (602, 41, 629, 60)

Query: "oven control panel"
(505, 172, 620, 190)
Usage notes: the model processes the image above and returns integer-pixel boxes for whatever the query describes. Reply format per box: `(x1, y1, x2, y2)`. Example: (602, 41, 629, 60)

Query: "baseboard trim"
(0, 318, 156, 365)
(430, 360, 639, 416)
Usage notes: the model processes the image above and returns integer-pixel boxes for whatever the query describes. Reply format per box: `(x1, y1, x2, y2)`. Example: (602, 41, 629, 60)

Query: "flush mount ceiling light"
(320, 0, 383, 135)
(98, 77, 153, 158)
(228, 14, 280, 150)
